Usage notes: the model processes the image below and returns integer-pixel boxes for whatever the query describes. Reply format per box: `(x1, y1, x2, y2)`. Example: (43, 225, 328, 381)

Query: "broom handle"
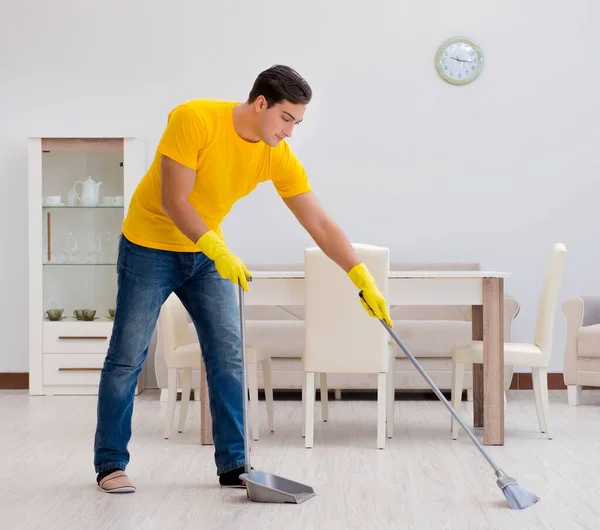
(359, 292, 503, 475)
(239, 281, 251, 474)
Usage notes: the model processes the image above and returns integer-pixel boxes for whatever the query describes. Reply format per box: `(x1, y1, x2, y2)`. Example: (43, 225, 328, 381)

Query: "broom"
(360, 292, 540, 510)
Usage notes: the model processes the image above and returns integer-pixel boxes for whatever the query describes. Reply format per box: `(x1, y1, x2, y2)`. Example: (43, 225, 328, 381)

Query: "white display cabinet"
(28, 137, 146, 395)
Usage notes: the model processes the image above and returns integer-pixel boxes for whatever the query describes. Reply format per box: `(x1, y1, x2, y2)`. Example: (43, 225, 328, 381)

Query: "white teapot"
(74, 176, 103, 206)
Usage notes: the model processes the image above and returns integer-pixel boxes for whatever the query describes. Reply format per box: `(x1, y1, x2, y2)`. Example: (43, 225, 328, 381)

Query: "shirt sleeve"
(156, 104, 205, 170)
(270, 142, 312, 198)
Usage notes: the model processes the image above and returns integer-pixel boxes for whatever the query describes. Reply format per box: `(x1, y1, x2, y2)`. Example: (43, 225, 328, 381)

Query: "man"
(94, 64, 392, 493)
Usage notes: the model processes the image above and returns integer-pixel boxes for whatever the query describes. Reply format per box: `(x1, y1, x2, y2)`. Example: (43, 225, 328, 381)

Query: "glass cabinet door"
(40, 138, 125, 323)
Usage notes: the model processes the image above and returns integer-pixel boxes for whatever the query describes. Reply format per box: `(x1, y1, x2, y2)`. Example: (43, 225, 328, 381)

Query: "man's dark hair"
(248, 65, 312, 107)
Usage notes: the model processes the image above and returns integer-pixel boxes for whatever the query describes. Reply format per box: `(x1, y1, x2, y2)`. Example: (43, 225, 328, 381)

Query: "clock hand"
(451, 54, 475, 64)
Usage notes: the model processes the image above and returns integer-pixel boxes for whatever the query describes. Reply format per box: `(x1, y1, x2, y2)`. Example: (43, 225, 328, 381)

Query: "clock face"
(435, 37, 483, 85)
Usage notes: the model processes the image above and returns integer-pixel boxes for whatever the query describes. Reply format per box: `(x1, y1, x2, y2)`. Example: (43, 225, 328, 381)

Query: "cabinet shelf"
(43, 262, 117, 267)
(44, 318, 114, 322)
(42, 205, 124, 210)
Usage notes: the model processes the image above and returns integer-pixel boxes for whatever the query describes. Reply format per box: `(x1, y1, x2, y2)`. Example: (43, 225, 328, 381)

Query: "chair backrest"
(158, 293, 195, 366)
(303, 244, 389, 374)
(533, 243, 568, 359)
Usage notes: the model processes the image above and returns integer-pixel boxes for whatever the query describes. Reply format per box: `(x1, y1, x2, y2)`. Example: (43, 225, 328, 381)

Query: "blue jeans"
(94, 234, 245, 476)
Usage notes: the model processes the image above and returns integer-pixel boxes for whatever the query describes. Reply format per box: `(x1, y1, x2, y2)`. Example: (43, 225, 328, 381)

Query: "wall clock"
(435, 37, 483, 85)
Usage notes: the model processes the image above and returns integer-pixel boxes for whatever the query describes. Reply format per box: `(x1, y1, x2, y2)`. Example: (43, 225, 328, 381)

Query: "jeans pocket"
(116, 233, 129, 272)
(117, 236, 181, 284)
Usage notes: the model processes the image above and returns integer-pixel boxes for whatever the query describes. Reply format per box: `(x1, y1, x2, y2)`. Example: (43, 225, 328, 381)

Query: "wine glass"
(103, 230, 115, 263)
(86, 235, 102, 264)
(66, 232, 78, 263)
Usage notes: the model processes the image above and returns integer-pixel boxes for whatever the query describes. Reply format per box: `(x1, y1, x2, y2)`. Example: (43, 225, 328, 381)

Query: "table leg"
(200, 357, 213, 445)
(471, 305, 484, 428)
(483, 277, 504, 445)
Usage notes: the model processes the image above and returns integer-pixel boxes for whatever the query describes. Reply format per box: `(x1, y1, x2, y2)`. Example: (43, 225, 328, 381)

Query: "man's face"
(254, 97, 306, 147)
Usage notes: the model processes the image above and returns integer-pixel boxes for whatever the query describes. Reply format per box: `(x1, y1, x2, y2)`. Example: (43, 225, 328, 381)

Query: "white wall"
(1, 0, 598, 374)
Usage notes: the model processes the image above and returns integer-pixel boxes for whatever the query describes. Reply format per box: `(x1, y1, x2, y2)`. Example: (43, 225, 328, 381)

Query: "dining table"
(198, 269, 510, 447)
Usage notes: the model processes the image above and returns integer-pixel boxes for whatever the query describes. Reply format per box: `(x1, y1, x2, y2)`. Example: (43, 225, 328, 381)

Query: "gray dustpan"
(237, 281, 316, 504)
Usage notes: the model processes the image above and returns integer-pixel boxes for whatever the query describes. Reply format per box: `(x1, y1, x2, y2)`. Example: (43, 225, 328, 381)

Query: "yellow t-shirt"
(122, 99, 312, 252)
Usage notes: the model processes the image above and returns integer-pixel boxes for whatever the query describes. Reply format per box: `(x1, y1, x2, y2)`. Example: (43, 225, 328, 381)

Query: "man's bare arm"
(283, 191, 359, 272)
(284, 190, 393, 325)
(160, 155, 209, 243)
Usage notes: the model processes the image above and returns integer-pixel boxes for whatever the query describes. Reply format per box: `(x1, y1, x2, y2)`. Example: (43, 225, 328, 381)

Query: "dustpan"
(237, 281, 316, 504)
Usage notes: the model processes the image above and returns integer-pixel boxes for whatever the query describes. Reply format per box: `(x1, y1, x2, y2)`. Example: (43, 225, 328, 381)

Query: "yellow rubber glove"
(195, 231, 251, 291)
(347, 263, 393, 327)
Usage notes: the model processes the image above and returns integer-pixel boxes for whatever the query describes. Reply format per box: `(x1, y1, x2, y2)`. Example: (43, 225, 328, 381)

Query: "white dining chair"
(158, 293, 274, 441)
(450, 242, 567, 440)
(158, 293, 201, 439)
(302, 244, 395, 449)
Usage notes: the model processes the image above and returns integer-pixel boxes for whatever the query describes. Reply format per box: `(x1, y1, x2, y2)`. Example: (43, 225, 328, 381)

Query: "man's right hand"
(348, 263, 393, 326)
(195, 230, 251, 291)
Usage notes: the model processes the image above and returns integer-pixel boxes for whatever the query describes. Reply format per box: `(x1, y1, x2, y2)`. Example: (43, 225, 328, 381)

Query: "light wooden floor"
(1, 388, 600, 529)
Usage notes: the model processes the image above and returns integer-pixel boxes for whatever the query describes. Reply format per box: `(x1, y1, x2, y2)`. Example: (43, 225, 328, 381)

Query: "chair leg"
(531, 367, 547, 434)
(450, 358, 455, 430)
(261, 358, 274, 433)
(177, 367, 192, 433)
(466, 389, 473, 402)
(536, 367, 551, 439)
(387, 355, 394, 439)
(301, 374, 306, 438)
(568, 385, 582, 406)
(335, 389, 342, 400)
(377, 373, 387, 449)
(305, 372, 315, 448)
(248, 361, 259, 441)
(164, 368, 178, 439)
(451, 359, 465, 440)
(320, 373, 328, 422)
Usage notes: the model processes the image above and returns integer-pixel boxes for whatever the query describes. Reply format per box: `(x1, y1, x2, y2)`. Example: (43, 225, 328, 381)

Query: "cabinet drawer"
(43, 321, 113, 354)
(43, 353, 106, 386)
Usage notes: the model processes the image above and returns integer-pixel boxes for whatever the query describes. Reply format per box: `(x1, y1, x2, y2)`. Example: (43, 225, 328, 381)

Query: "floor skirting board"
(0, 371, 588, 392)
(0, 373, 29, 389)
(509, 372, 568, 390)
